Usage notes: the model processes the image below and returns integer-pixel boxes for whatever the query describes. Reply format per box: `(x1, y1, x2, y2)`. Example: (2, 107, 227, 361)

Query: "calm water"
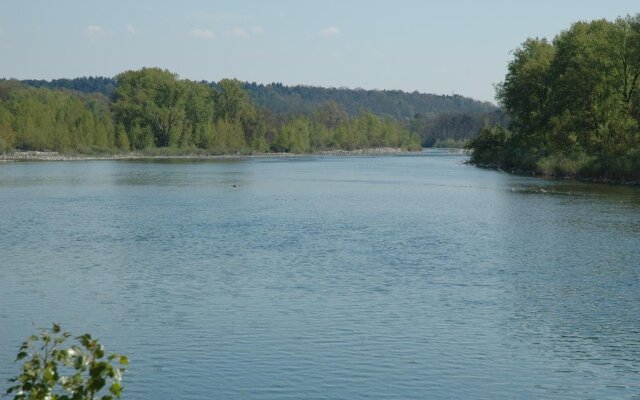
(1, 150, 639, 399)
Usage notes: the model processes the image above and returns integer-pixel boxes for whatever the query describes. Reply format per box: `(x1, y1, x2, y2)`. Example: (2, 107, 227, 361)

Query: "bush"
(535, 152, 593, 176)
(466, 125, 511, 166)
(6, 324, 128, 400)
(0, 137, 13, 154)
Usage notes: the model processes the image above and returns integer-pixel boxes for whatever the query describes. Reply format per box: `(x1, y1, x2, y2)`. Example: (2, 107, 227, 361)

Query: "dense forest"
(18, 76, 496, 118)
(0, 68, 424, 154)
(244, 83, 504, 147)
(12, 75, 501, 148)
(410, 110, 507, 147)
(242, 82, 496, 117)
(468, 15, 640, 181)
(21, 76, 117, 97)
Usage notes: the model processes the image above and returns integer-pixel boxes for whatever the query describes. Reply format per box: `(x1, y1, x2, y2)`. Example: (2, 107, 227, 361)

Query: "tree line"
(11, 75, 501, 149)
(16, 76, 497, 119)
(410, 110, 507, 147)
(242, 82, 496, 118)
(0, 68, 421, 154)
(468, 15, 640, 181)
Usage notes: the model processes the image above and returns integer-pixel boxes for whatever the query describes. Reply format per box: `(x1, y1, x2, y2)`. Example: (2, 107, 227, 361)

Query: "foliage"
(432, 138, 468, 149)
(409, 110, 507, 147)
(242, 82, 497, 119)
(243, 82, 500, 147)
(469, 14, 640, 181)
(272, 117, 311, 153)
(113, 68, 188, 148)
(0, 81, 116, 153)
(18, 77, 116, 98)
(14, 73, 500, 149)
(1, 68, 422, 155)
(13, 75, 496, 129)
(6, 324, 127, 400)
(535, 152, 594, 176)
(467, 125, 512, 166)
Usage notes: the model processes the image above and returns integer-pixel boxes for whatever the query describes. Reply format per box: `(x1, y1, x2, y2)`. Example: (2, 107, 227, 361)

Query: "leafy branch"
(6, 324, 128, 400)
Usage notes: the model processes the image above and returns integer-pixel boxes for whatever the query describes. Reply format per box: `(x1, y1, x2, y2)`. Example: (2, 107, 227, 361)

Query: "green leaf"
(109, 382, 122, 398)
(89, 377, 106, 392)
(77, 334, 92, 348)
(41, 332, 51, 343)
(74, 355, 86, 370)
(95, 345, 105, 359)
(10, 327, 128, 400)
(44, 367, 55, 382)
(91, 362, 108, 378)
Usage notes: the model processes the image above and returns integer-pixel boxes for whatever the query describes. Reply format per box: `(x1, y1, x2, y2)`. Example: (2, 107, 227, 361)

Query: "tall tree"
(113, 68, 187, 147)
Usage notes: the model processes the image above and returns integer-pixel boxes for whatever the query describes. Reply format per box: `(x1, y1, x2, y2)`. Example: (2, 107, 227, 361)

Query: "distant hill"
(20, 77, 117, 98)
(240, 82, 497, 119)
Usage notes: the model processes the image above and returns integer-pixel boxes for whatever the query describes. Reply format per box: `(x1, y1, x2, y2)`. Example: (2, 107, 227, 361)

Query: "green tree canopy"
(113, 68, 188, 147)
(470, 14, 640, 180)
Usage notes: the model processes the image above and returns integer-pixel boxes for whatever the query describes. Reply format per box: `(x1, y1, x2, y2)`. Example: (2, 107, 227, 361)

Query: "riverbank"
(0, 147, 416, 162)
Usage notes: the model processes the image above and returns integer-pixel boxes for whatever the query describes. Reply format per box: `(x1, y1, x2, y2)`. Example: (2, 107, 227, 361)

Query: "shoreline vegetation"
(467, 14, 640, 183)
(13, 76, 505, 149)
(0, 67, 423, 157)
(470, 162, 640, 186)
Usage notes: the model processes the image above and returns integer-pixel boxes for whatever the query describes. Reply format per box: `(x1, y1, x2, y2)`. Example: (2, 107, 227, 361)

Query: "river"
(1, 149, 638, 399)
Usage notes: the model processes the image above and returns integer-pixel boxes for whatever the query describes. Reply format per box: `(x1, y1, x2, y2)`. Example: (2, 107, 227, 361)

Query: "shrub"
(6, 324, 128, 400)
(535, 151, 593, 176)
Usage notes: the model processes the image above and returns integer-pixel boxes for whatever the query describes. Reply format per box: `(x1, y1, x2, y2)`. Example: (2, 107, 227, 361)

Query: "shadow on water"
(507, 177, 640, 208)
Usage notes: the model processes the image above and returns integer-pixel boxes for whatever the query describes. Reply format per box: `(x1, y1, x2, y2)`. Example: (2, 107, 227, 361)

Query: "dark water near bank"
(1, 150, 639, 399)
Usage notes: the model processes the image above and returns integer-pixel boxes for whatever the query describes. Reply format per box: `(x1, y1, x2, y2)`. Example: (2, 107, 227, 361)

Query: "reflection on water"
(0, 150, 638, 400)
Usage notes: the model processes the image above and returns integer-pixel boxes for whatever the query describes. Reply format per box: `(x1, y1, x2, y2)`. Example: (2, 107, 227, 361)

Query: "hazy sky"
(0, 0, 638, 102)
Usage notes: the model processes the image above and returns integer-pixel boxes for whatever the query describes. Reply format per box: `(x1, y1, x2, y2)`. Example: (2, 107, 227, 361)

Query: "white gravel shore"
(0, 148, 414, 162)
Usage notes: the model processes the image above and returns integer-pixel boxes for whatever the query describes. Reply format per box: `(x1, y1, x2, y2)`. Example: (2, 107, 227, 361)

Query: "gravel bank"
(0, 148, 415, 162)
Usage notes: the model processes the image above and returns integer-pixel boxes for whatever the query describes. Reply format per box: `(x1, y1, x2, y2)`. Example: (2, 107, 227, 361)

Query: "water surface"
(1, 150, 639, 399)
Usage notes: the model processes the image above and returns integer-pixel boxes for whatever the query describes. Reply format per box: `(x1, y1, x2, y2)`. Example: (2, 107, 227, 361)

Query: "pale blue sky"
(0, 0, 638, 102)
